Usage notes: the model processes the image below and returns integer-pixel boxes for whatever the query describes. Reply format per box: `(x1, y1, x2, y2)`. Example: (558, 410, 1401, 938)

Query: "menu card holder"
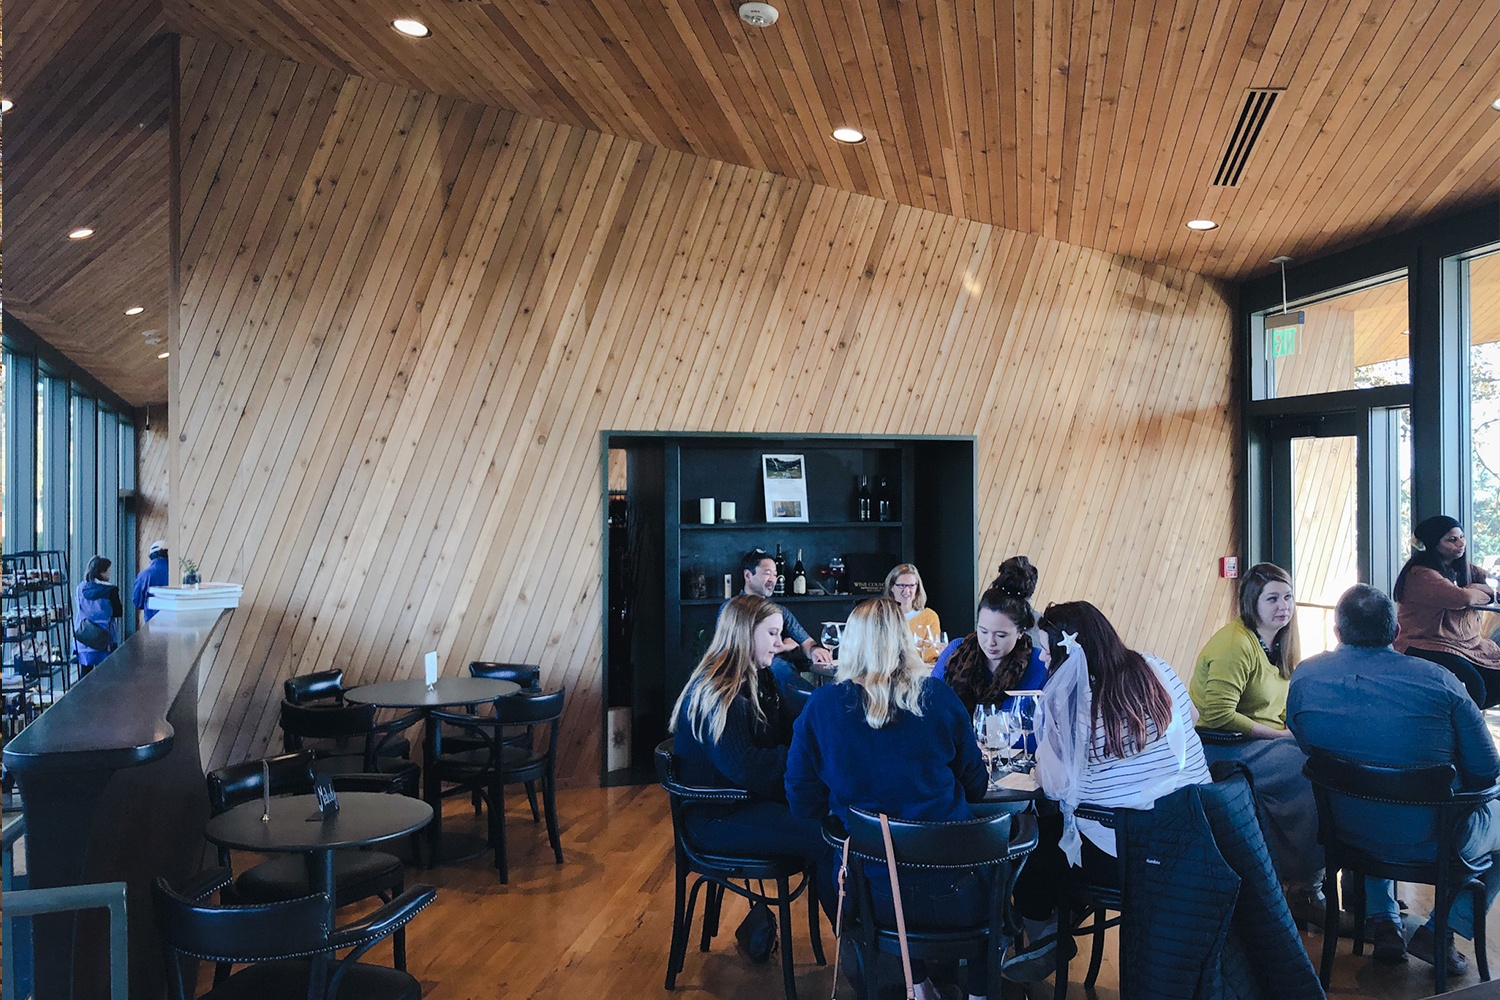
(424, 650, 439, 691)
(310, 774, 340, 821)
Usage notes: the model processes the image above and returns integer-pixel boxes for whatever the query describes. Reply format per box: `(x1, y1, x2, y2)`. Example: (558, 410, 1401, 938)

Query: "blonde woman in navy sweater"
(670, 594, 823, 865)
(787, 598, 989, 1000)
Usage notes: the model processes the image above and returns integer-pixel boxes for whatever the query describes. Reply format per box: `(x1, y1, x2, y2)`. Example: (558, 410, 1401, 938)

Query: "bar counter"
(4, 608, 230, 1000)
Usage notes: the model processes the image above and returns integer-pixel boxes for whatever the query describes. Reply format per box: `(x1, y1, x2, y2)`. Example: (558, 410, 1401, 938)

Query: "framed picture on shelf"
(761, 453, 809, 522)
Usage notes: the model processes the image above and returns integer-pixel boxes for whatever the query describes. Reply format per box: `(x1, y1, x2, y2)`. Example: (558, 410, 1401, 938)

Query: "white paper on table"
(994, 770, 1038, 792)
(424, 650, 439, 687)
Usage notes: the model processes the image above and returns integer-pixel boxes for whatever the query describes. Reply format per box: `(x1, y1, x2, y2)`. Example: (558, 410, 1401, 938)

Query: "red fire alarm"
(1220, 557, 1239, 579)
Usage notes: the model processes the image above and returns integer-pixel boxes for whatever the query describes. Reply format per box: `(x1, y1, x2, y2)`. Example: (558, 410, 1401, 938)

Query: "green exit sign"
(1266, 311, 1304, 358)
(1269, 326, 1297, 356)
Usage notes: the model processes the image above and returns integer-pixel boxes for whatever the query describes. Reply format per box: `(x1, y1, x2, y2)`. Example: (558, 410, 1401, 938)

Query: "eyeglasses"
(892, 583, 918, 591)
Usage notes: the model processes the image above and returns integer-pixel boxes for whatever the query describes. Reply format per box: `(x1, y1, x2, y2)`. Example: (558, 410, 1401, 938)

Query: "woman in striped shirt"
(1004, 601, 1211, 981)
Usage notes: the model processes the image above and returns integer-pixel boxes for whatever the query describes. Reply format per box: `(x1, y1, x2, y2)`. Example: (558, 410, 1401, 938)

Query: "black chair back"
(283, 670, 345, 705)
(280, 700, 379, 742)
(1304, 750, 1498, 992)
(469, 661, 541, 689)
(153, 874, 330, 964)
(1306, 753, 1457, 804)
(432, 689, 564, 759)
(206, 752, 316, 815)
(845, 807, 1014, 869)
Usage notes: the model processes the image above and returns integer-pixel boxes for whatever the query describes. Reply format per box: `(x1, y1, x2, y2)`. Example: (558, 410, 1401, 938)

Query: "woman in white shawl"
(1004, 601, 1211, 982)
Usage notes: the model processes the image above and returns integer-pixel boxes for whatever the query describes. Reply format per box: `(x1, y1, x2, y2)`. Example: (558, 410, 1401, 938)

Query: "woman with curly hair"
(933, 556, 1048, 715)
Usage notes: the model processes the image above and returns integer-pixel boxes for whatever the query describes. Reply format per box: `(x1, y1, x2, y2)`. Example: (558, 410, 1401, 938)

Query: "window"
(1466, 249, 1500, 566)
(1, 343, 138, 641)
(1254, 274, 1410, 399)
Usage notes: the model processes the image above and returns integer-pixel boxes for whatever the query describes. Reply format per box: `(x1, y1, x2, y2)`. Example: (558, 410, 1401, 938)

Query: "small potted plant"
(181, 558, 202, 590)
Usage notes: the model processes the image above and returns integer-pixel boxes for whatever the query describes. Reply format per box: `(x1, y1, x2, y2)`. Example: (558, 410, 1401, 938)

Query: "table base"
(427, 831, 491, 867)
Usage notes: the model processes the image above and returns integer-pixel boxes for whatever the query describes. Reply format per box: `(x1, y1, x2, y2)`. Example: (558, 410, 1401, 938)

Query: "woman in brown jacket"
(1394, 514, 1500, 706)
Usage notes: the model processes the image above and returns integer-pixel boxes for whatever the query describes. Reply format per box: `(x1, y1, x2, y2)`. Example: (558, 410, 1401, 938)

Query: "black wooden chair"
(430, 688, 566, 883)
(1305, 751, 1499, 994)
(1053, 805, 1121, 1000)
(448, 661, 544, 820)
(205, 752, 415, 969)
(153, 867, 435, 1000)
(826, 805, 1038, 1000)
(281, 669, 415, 764)
(279, 700, 422, 789)
(655, 738, 826, 1000)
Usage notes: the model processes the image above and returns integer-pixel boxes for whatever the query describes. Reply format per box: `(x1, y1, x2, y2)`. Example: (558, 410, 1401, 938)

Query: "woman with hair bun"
(933, 556, 1048, 715)
(1394, 514, 1500, 707)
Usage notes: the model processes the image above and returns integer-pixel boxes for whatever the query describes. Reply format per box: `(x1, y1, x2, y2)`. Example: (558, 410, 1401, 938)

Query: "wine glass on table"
(972, 704, 998, 784)
(1014, 694, 1042, 770)
(986, 706, 1016, 782)
(820, 622, 843, 661)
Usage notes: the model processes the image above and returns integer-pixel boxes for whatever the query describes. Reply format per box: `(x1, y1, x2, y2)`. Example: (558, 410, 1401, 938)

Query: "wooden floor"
(329, 786, 1497, 1000)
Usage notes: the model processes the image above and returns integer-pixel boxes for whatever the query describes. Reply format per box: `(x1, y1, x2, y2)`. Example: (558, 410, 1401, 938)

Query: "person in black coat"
(670, 594, 823, 865)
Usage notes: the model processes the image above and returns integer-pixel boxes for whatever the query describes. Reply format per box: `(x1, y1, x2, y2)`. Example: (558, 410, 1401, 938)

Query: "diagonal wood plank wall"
(175, 38, 1239, 783)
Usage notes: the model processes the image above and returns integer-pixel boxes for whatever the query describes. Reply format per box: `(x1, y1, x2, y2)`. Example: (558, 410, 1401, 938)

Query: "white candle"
(699, 498, 716, 524)
(720, 501, 736, 523)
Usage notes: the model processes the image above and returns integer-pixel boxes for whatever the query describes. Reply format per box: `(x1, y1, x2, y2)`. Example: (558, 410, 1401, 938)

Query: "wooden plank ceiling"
(3, 0, 172, 406)
(162, 0, 1500, 282)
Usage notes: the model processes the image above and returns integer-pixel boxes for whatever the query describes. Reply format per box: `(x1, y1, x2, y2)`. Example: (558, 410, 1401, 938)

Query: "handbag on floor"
(736, 895, 778, 963)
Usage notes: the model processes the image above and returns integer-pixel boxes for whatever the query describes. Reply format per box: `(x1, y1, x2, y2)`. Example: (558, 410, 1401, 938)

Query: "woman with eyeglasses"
(885, 563, 942, 663)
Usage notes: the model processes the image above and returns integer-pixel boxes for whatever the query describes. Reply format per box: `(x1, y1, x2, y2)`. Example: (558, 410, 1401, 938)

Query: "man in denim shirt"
(1288, 584, 1500, 975)
(725, 549, 832, 698)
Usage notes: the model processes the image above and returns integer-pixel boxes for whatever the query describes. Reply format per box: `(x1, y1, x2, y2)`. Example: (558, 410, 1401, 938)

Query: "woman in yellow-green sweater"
(1191, 563, 1323, 915)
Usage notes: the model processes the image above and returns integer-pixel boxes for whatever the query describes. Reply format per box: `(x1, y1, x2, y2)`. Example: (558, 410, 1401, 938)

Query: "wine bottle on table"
(792, 549, 807, 595)
(774, 544, 786, 596)
(856, 476, 872, 522)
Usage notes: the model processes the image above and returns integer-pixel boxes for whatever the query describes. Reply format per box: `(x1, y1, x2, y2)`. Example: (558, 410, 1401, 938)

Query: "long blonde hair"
(670, 595, 781, 744)
(837, 598, 926, 728)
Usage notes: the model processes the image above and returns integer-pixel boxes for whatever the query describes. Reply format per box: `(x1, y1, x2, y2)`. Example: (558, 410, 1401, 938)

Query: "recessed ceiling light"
(1492, 97, 1500, 111)
(68, 227, 95, 240)
(738, 2, 779, 27)
(392, 18, 431, 37)
(1, 99, 12, 114)
(1185, 219, 1219, 231)
(124, 306, 144, 316)
(831, 127, 866, 144)
(157, 351, 170, 359)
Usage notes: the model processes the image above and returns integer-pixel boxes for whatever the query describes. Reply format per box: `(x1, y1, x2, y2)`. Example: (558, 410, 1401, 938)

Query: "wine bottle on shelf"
(856, 476, 872, 522)
(877, 476, 893, 522)
(792, 549, 807, 595)
(774, 544, 787, 596)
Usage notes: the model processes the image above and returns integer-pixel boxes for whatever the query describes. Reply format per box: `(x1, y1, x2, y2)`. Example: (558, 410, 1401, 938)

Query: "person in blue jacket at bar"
(74, 556, 122, 675)
(133, 540, 169, 622)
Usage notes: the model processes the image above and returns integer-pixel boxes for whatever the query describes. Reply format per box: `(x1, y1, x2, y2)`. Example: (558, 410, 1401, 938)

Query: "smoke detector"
(738, 3, 779, 27)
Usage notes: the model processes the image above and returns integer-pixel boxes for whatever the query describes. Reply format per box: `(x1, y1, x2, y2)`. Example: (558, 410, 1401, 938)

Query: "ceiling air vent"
(1213, 88, 1282, 187)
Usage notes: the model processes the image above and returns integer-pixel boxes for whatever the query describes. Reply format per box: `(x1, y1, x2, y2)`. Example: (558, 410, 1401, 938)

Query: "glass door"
(1262, 406, 1410, 656)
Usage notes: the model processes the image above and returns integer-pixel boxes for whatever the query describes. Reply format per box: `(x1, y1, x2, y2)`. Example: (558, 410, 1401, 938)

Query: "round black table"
(204, 792, 432, 925)
(345, 677, 520, 865)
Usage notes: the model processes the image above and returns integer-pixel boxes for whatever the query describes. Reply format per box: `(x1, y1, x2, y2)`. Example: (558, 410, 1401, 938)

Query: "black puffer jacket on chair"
(1115, 763, 1324, 1000)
